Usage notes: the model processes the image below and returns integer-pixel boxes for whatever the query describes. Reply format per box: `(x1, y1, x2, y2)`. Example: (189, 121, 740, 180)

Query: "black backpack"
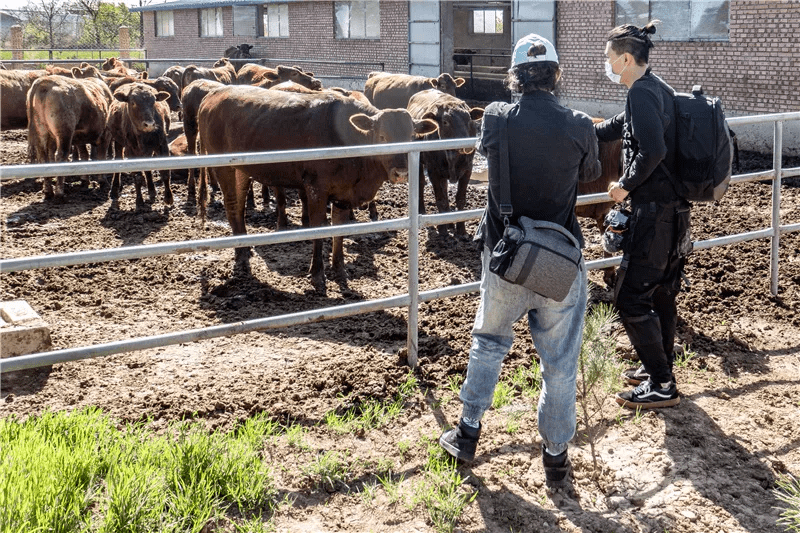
(663, 85, 734, 202)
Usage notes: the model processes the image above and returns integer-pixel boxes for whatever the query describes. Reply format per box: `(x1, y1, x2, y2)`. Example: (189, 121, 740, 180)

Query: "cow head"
(102, 57, 124, 71)
(434, 73, 466, 96)
(349, 109, 438, 184)
(72, 65, 105, 80)
(419, 102, 483, 182)
(114, 84, 170, 133)
(277, 65, 323, 90)
(150, 76, 182, 112)
(213, 58, 234, 70)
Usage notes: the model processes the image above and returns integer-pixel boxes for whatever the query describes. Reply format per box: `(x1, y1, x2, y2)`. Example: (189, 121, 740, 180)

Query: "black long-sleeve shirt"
(595, 68, 680, 205)
(478, 91, 602, 250)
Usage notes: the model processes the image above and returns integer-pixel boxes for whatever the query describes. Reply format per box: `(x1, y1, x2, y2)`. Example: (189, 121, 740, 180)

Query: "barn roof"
(131, 0, 296, 13)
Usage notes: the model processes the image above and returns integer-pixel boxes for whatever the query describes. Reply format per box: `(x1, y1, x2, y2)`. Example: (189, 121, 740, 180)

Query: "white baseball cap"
(510, 33, 558, 68)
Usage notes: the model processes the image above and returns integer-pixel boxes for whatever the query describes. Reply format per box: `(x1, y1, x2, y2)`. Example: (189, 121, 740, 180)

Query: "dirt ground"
(1, 123, 799, 532)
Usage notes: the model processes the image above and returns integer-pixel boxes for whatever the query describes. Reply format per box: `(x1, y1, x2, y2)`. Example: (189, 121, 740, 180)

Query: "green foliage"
(577, 303, 626, 472)
(412, 444, 477, 533)
(509, 359, 542, 399)
(301, 451, 351, 492)
(0, 407, 279, 532)
(491, 380, 515, 409)
(775, 474, 800, 532)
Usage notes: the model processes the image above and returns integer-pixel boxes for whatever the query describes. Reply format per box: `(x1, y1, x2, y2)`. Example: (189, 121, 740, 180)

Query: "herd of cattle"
(0, 57, 622, 290)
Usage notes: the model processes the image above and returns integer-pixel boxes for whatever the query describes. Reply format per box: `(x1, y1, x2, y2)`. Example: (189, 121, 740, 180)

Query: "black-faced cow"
(197, 86, 438, 290)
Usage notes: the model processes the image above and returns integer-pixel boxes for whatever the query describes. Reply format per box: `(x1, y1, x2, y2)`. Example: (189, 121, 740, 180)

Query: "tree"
(75, 0, 140, 48)
(21, 0, 73, 48)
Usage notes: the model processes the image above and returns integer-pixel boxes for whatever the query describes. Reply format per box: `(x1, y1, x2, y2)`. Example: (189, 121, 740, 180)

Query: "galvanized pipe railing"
(1, 112, 799, 373)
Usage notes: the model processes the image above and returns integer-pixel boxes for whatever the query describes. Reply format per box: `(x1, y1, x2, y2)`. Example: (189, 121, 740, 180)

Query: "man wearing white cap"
(439, 34, 601, 489)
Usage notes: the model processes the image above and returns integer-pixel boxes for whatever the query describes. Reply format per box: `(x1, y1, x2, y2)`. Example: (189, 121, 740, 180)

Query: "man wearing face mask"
(595, 20, 690, 409)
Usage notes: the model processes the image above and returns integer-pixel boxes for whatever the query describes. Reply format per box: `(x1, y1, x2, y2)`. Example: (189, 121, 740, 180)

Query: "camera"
(601, 206, 631, 254)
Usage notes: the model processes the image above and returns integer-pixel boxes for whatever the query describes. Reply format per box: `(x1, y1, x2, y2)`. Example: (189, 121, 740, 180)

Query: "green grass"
(0, 408, 280, 532)
(323, 371, 418, 434)
(491, 380, 515, 409)
(0, 50, 145, 62)
(301, 451, 351, 492)
(775, 474, 800, 532)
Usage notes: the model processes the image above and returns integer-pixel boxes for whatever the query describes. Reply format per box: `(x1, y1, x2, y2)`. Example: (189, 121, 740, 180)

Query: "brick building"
(132, 0, 798, 153)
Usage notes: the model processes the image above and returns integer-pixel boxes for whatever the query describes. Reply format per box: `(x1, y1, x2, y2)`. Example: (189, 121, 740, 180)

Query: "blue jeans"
(459, 247, 587, 455)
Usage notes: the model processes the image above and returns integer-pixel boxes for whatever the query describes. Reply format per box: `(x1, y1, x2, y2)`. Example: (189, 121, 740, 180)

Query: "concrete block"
(0, 300, 52, 358)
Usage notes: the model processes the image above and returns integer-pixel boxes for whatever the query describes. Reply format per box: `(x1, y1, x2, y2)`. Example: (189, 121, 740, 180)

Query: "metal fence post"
(407, 150, 421, 368)
(770, 120, 783, 296)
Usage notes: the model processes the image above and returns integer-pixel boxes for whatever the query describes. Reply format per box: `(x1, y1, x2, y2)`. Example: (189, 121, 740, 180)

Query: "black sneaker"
(616, 379, 680, 409)
(439, 419, 481, 463)
(621, 364, 650, 386)
(542, 444, 572, 489)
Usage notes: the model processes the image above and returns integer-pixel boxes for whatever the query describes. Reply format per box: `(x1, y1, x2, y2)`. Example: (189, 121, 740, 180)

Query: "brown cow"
(27, 69, 113, 201)
(235, 64, 322, 89)
(180, 78, 226, 200)
(364, 72, 466, 109)
(168, 133, 189, 181)
(573, 117, 624, 287)
(407, 89, 484, 236)
(108, 75, 181, 114)
(182, 58, 236, 88)
(101, 57, 138, 77)
(106, 83, 173, 207)
(162, 65, 185, 95)
(197, 86, 438, 290)
(0, 69, 46, 129)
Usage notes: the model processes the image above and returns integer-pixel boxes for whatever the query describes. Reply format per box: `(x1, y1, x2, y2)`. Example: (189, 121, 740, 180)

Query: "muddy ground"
(1, 124, 799, 532)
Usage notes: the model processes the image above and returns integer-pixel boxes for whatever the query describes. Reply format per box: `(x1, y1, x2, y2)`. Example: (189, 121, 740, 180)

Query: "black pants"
(614, 201, 689, 385)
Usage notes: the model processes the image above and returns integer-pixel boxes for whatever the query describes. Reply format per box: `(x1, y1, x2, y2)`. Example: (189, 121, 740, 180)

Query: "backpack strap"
(497, 104, 514, 225)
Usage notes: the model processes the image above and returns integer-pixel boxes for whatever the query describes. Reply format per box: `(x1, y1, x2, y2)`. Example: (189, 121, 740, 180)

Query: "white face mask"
(605, 55, 625, 84)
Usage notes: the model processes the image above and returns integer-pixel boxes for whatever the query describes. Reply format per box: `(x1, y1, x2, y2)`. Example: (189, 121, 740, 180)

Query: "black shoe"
(621, 364, 650, 385)
(542, 444, 572, 489)
(439, 419, 480, 463)
(616, 379, 680, 409)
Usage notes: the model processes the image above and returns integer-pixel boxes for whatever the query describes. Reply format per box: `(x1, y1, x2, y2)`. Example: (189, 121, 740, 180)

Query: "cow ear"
(421, 111, 438, 123)
(71, 67, 81, 78)
(455, 77, 466, 87)
(264, 71, 280, 81)
(113, 88, 130, 102)
(141, 71, 148, 80)
(156, 91, 170, 102)
(349, 113, 375, 133)
(414, 118, 439, 136)
(277, 65, 294, 76)
(470, 107, 484, 121)
(426, 78, 437, 88)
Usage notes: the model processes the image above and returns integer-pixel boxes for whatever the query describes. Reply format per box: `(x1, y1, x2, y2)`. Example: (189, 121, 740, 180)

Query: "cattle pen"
(1, 111, 799, 375)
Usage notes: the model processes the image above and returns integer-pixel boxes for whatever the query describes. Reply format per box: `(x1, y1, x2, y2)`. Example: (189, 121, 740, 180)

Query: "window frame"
(614, 0, 730, 42)
(155, 10, 174, 37)
(260, 3, 289, 38)
(199, 7, 223, 38)
(334, 1, 380, 40)
(471, 8, 504, 35)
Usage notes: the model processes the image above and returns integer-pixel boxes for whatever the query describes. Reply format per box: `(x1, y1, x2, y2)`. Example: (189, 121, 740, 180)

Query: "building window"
(334, 1, 379, 39)
(155, 10, 174, 37)
(233, 5, 257, 37)
(200, 7, 223, 37)
(262, 3, 289, 37)
(473, 9, 503, 34)
(615, 0, 729, 41)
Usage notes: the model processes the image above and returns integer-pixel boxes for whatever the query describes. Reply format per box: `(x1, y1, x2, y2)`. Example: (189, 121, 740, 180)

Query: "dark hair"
(607, 20, 659, 65)
(505, 61, 561, 94)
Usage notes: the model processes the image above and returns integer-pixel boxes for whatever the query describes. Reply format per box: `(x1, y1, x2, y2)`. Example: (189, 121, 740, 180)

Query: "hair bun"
(527, 43, 547, 57)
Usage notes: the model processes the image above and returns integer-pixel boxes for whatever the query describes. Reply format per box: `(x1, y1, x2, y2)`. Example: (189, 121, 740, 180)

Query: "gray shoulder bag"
(487, 109, 583, 302)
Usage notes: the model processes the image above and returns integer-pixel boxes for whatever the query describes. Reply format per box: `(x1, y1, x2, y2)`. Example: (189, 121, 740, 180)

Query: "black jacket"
(478, 91, 601, 250)
(595, 68, 680, 205)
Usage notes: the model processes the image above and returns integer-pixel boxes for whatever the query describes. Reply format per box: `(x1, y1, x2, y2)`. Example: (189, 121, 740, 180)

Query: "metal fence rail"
(1, 112, 799, 373)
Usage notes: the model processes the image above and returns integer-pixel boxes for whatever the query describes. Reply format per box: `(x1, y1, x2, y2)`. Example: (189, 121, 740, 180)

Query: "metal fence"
(1, 112, 799, 374)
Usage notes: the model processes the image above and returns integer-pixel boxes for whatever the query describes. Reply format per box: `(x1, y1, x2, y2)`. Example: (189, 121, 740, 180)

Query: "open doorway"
(452, 1, 512, 82)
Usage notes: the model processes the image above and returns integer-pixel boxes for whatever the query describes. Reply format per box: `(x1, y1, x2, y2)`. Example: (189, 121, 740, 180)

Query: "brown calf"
(364, 72, 466, 110)
(182, 58, 236, 88)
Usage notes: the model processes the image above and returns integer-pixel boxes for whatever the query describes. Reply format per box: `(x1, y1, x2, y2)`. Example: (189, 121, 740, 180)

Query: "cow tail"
(198, 135, 208, 224)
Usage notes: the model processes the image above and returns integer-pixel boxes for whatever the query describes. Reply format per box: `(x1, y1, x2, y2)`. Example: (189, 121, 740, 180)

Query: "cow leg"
(93, 132, 111, 190)
(304, 187, 328, 291)
(330, 203, 350, 281)
(134, 172, 147, 208)
(417, 160, 427, 215)
(429, 167, 451, 236)
(246, 181, 256, 210)
(299, 188, 310, 228)
(261, 182, 270, 210)
(219, 167, 252, 269)
(368, 200, 379, 221)
(145, 170, 157, 201)
(52, 132, 72, 203)
(454, 170, 471, 236)
(162, 169, 174, 206)
(274, 187, 289, 229)
(187, 167, 197, 203)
